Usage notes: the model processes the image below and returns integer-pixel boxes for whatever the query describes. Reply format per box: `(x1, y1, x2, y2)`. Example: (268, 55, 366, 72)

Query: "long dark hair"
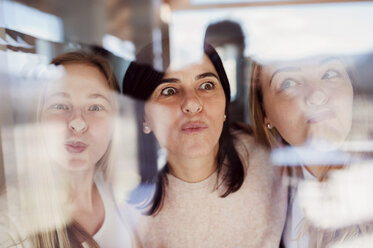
(123, 43, 246, 215)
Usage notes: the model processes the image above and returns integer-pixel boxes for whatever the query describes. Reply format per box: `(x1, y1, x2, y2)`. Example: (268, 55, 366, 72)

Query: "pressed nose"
(181, 93, 203, 114)
(69, 111, 87, 134)
(306, 90, 329, 106)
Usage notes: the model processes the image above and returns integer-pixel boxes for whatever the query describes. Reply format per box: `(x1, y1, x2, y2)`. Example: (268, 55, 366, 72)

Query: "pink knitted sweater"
(134, 132, 288, 248)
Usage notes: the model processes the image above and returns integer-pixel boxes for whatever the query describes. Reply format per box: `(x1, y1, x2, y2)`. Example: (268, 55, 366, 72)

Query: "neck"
(304, 164, 344, 181)
(167, 147, 218, 183)
(65, 167, 97, 211)
(304, 165, 330, 181)
(288, 143, 346, 181)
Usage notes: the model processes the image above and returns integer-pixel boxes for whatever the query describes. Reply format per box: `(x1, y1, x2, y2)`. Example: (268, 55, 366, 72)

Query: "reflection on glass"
(1, 1, 373, 247)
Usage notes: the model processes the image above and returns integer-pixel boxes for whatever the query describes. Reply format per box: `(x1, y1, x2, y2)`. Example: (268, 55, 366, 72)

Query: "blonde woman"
(0, 52, 139, 247)
(249, 55, 373, 248)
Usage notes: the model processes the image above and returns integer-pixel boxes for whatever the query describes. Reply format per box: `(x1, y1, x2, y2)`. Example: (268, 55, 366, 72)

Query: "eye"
(322, 69, 340, 79)
(199, 81, 215, 90)
(51, 103, 69, 110)
(160, 87, 177, 96)
(88, 105, 103, 111)
(279, 78, 298, 91)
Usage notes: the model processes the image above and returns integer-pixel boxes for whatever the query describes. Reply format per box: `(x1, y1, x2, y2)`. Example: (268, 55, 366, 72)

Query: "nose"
(181, 92, 203, 114)
(69, 110, 88, 134)
(306, 89, 329, 106)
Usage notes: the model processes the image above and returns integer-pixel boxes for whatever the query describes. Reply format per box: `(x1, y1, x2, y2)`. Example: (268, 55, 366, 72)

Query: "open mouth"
(65, 141, 88, 153)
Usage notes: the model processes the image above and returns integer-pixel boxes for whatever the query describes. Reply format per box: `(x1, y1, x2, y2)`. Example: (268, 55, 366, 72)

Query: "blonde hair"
(249, 60, 284, 148)
(4, 51, 120, 248)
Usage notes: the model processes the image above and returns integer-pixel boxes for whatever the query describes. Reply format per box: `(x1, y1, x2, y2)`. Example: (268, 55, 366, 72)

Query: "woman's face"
(261, 56, 353, 149)
(144, 54, 226, 159)
(40, 63, 115, 172)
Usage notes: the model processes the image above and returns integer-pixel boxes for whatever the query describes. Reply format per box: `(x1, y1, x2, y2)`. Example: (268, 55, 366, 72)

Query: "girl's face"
(261, 56, 353, 149)
(40, 63, 115, 172)
(144, 54, 226, 159)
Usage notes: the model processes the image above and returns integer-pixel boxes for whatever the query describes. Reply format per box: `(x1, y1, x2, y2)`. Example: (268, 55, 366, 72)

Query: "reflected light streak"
(298, 162, 373, 229)
(270, 145, 352, 167)
(2, 123, 71, 235)
(0, 50, 65, 80)
(170, 2, 373, 62)
(102, 34, 135, 61)
(1, 0, 63, 42)
(341, 140, 373, 152)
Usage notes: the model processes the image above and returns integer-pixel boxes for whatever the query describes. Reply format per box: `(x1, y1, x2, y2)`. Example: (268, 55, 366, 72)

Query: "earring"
(224, 114, 227, 121)
(143, 122, 151, 134)
(266, 123, 272, 129)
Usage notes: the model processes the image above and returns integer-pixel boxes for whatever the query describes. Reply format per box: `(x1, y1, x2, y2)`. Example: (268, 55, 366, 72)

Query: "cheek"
(144, 104, 177, 149)
(88, 116, 113, 140)
(40, 112, 67, 124)
(264, 95, 302, 127)
(205, 97, 225, 126)
(40, 113, 68, 137)
(38, 115, 68, 165)
(264, 96, 308, 145)
(87, 118, 113, 159)
(337, 82, 353, 104)
(145, 104, 177, 132)
(333, 86, 353, 126)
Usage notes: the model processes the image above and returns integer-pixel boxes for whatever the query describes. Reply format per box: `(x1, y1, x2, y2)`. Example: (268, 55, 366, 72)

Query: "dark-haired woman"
(122, 44, 287, 248)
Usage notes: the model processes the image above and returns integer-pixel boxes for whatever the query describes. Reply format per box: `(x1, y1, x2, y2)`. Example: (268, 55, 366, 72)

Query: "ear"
(142, 111, 151, 134)
(264, 116, 273, 129)
(142, 122, 151, 134)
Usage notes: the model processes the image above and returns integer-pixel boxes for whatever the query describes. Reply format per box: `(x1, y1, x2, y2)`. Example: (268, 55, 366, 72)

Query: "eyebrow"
(87, 93, 111, 103)
(319, 56, 341, 65)
(45, 92, 70, 100)
(45, 92, 111, 104)
(160, 72, 219, 84)
(269, 67, 300, 86)
(195, 72, 219, 80)
(160, 78, 179, 84)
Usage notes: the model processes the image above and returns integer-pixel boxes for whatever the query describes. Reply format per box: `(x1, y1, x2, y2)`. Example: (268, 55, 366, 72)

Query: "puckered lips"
(181, 121, 208, 134)
(65, 141, 88, 153)
(307, 109, 336, 124)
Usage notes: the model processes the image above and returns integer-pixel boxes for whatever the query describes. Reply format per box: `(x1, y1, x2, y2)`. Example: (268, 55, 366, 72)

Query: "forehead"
(164, 54, 217, 78)
(63, 63, 107, 84)
(262, 56, 343, 75)
(45, 63, 110, 95)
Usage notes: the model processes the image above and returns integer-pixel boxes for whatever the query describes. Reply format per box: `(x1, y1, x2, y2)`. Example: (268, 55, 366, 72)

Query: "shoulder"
(232, 128, 256, 152)
(231, 127, 271, 169)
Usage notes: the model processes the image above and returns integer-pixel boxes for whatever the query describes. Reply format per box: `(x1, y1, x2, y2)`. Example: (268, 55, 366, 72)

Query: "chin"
(303, 137, 346, 152)
(180, 143, 215, 158)
(63, 158, 91, 171)
(308, 125, 349, 149)
(182, 151, 209, 158)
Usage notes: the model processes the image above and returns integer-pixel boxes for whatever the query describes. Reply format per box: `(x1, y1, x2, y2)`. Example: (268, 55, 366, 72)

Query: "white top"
(86, 174, 133, 248)
(133, 131, 288, 248)
(0, 174, 134, 248)
(283, 166, 315, 248)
